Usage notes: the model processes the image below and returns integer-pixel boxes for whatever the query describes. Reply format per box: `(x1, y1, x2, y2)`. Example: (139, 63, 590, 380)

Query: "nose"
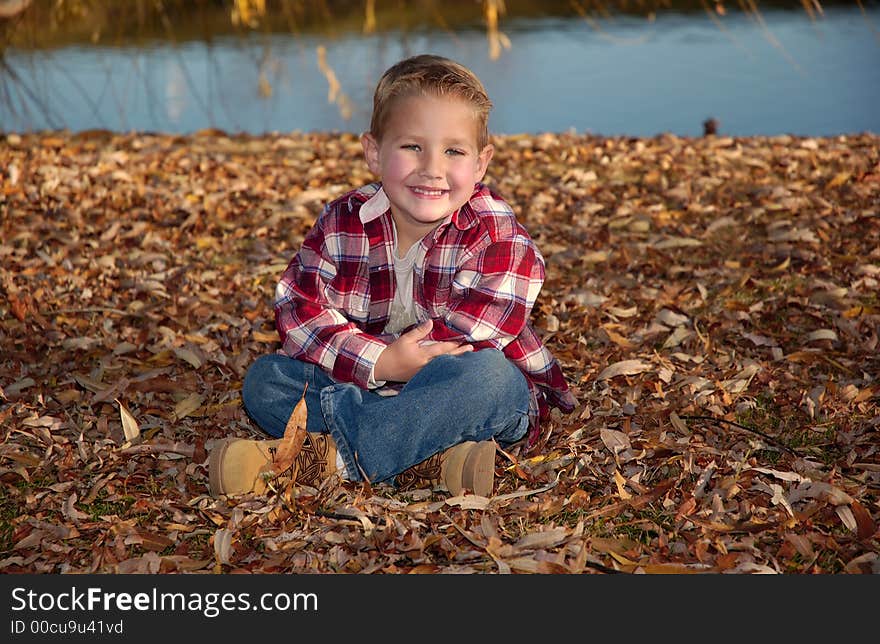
(419, 149, 444, 179)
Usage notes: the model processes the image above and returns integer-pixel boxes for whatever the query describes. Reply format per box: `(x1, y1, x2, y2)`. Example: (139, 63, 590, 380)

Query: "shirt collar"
(358, 186, 390, 224)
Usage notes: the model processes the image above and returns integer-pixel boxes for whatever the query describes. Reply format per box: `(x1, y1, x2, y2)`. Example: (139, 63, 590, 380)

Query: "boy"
(208, 54, 575, 499)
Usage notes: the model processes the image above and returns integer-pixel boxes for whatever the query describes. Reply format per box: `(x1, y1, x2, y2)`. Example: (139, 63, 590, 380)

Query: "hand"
(374, 319, 473, 383)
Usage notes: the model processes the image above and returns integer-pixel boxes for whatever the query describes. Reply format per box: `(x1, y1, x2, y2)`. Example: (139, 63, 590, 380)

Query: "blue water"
(3, 6, 878, 137)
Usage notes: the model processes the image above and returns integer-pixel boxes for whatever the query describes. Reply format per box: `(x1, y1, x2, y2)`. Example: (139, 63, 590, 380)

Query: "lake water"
(2, 4, 879, 137)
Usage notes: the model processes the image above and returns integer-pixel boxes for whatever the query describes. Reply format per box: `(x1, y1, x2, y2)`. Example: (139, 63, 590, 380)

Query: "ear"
(474, 143, 495, 183)
(360, 132, 381, 176)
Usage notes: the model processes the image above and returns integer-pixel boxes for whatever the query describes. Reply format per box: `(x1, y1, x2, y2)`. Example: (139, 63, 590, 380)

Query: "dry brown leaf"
(804, 329, 838, 344)
(260, 385, 309, 479)
(836, 505, 858, 534)
(213, 528, 234, 565)
(600, 427, 631, 455)
(512, 527, 569, 551)
(116, 399, 140, 443)
(613, 470, 633, 500)
(826, 171, 850, 188)
(173, 346, 203, 368)
(597, 359, 651, 380)
(173, 393, 205, 420)
(653, 236, 703, 249)
(601, 325, 639, 348)
(446, 495, 491, 510)
(850, 501, 877, 541)
(63, 493, 89, 522)
(669, 412, 689, 435)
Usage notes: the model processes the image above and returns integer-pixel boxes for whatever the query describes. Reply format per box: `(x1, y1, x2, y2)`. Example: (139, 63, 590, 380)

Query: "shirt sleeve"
(427, 230, 576, 422)
(367, 356, 387, 389)
(427, 235, 544, 349)
(273, 210, 387, 389)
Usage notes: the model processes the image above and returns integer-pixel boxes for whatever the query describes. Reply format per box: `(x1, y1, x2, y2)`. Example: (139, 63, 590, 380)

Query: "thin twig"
(314, 509, 381, 523)
(43, 307, 134, 316)
(118, 441, 195, 457)
(680, 415, 799, 456)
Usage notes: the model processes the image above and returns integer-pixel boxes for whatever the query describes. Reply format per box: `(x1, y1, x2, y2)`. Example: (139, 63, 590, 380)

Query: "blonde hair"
(369, 54, 493, 149)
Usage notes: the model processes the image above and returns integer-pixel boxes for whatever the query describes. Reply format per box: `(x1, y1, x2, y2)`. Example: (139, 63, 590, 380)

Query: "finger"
(426, 341, 470, 356)
(405, 318, 433, 342)
(447, 344, 474, 356)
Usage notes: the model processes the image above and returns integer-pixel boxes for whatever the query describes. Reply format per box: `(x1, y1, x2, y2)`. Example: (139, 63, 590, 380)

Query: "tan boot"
(396, 441, 496, 497)
(208, 433, 337, 497)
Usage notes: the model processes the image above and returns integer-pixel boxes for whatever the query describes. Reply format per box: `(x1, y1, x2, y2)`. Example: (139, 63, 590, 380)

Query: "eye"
(401, 144, 421, 152)
(446, 148, 466, 156)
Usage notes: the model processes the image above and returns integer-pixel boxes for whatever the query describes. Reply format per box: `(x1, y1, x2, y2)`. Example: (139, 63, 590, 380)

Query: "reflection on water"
(1, 2, 878, 136)
(165, 60, 188, 125)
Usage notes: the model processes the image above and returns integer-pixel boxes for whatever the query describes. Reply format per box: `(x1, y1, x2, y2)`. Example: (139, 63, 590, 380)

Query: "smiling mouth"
(410, 186, 447, 197)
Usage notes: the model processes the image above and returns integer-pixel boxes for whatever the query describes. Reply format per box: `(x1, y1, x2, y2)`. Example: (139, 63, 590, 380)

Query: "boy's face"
(361, 93, 494, 239)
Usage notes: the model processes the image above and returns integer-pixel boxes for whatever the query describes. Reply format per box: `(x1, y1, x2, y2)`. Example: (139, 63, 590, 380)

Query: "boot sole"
(208, 438, 233, 497)
(461, 441, 496, 497)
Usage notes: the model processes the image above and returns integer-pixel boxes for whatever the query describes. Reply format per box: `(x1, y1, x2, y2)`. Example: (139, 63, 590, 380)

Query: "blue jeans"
(241, 349, 530, 485)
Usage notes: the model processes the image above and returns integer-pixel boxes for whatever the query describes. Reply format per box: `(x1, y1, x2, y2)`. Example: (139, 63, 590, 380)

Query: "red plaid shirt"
(274, 182, 576, 442)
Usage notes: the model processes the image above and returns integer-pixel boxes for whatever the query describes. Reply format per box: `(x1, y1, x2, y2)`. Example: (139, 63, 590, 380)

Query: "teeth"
(412, 187, 445, 196)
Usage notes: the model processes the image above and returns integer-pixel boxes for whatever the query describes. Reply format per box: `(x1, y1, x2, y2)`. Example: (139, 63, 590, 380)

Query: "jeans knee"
(469, 347, 509, 372)
(471, 348, 519, 381)
(460, 349, 529, 409)
(242, 354, 283, 410)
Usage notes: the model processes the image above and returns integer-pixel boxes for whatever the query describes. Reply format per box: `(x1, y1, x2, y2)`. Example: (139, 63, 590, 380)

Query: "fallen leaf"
(173, 346, 203, 368)
(512, 527, 569, 551)
(173, 393, 205, 420)
(836, 505, 858, 534)
(826, 171, 850, 188)
(804, 329, 838, 344)
(653, 236, 703, 249)
(600, 427, 631, 455)
(213, 528, 234, 565)
(669, 412, 690, 435)
(116, 399, 141, 443)
(63, 493, 89, 522)
(850, 501, 876, 540)
(613, 469, 633, 500)
(597, 359, 651, 380)
(260, 385, 309, 479)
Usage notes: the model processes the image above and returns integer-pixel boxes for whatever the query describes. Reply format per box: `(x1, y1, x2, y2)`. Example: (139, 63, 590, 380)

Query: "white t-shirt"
(368, 218, 424, 389)
(383, 231, 420, 336)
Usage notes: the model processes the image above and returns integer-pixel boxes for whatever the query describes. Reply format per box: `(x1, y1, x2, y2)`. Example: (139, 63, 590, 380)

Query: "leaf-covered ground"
(1, 129, 878, 574)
